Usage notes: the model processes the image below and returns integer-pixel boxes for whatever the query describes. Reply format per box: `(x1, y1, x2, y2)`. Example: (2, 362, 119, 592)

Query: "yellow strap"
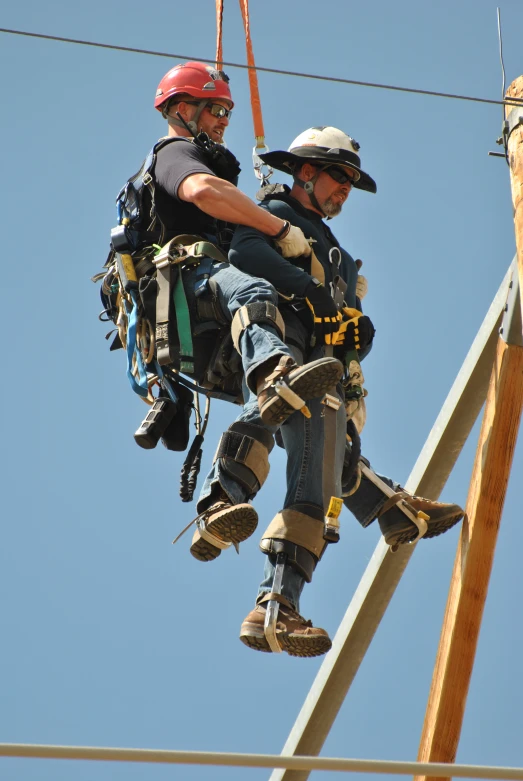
(310, 249, 325, 285)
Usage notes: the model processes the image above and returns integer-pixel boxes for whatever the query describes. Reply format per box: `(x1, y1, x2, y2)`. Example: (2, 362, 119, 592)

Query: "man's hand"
(356, 274, 368, 300)
(274, 224, 312, 259)
(333, 307, 375, 353)
(304, 280, 341, 345)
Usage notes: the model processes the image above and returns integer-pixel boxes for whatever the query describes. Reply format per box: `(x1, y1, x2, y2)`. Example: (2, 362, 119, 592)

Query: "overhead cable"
(1, 26, 523, 108)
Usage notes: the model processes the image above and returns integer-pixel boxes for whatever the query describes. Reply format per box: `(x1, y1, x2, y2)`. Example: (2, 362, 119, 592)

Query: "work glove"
(356, 274, 368, 300)
(354, 259, 368, 300)
(273, 224, 312, 259)
(304, 280, 341, 345)
(333, 307, 375, 353)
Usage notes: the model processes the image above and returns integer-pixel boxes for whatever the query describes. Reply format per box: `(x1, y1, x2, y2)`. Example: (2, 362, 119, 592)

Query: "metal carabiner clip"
(252, 143, 273, 187)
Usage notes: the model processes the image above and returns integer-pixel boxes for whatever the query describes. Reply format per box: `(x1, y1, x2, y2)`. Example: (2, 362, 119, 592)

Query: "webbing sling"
(173, 271, 195, 374)
(125, 290, 149, 397)
(153, 237, 227, 375)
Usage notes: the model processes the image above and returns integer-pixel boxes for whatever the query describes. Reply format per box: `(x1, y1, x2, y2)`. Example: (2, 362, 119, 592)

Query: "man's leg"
(343, 456, 465, 547)
(240, 345, 345, 657)
(191, 387, 275, 561)
(210, 263, 342, 425)
(190, 263, 342, 560)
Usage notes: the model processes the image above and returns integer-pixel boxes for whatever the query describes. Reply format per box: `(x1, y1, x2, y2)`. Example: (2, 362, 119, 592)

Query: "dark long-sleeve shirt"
(229, 186, 370, 359)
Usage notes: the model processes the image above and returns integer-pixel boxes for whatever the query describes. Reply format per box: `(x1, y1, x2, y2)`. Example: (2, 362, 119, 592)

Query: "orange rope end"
(238, 0, 266, 141)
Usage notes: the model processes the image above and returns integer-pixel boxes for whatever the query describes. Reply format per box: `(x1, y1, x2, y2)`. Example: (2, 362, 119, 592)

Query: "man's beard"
(320, 196, 343, 217)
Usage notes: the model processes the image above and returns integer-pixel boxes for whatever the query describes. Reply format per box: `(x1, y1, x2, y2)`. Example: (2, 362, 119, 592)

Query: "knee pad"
(260, 504, 326, 582)
(231, 302, 285, 354)
(214, 421, 274, 498)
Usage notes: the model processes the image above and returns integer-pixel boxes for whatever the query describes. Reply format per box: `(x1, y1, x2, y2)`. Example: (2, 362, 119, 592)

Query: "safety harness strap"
(259, 538, 316, 583)
(173, 271, 194, 374)
(215, 431, 270, 487)
(257, 592, 293, 610)
(153, 236, 227, 372)
(214, 421, 274, 497)
(231, 302, 285, 353)
(155, 261, 174, 366)
(125, 290, 149, 397)
(310, 249, 325, 286)
(361, 464, 429, 543)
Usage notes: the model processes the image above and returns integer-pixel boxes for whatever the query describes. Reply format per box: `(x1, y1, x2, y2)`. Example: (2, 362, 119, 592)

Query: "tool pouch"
(161, 383, 194, 451)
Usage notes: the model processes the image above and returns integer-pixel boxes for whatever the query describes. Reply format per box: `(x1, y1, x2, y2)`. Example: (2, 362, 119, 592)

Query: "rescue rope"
(215, 0, 224, 70)
(216, 1, 273, 182)
(237, 0, 265, 150)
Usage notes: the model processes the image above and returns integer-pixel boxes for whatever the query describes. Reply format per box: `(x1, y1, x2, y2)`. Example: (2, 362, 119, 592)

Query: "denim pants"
(190, 261, 293, 391)
(197, 330, 400, 613)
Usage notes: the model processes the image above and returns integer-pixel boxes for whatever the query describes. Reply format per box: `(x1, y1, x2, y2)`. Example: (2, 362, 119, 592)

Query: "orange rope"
(215, 0, 224, 70)
(237, 0, 266, 148)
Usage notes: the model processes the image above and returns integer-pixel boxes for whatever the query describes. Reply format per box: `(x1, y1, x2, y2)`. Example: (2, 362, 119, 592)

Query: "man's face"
(313, 165, 356, 217)
(188, 99, 232, 142)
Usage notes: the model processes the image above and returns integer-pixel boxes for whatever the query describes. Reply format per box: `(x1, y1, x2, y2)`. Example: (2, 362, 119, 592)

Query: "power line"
(2, 26, 523, 109)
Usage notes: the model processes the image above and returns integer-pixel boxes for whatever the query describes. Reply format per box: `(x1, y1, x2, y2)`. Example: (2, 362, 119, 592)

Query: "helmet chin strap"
(165, 99, 208, 134)
(294, 165, 329, 217)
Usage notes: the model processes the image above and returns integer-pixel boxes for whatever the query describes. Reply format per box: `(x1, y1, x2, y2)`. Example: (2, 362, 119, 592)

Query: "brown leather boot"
(378, 493, 465, 547)
(239, 596, 332, 657)
(190, 499, 258, 562)
(256, 355, 343, 426)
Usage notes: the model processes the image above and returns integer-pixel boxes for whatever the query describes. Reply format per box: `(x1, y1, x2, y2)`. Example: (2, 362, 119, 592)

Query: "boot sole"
(383, 511, 465, 547)
(239, 624, 332, 658)
(260, 360, 343, 427)
(190, 504, 258, 562)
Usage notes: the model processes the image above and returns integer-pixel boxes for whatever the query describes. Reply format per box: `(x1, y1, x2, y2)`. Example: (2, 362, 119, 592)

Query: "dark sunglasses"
(182, 101, 233, 120)
(207, 102, 233, 119)
(323, 165, 356, 185)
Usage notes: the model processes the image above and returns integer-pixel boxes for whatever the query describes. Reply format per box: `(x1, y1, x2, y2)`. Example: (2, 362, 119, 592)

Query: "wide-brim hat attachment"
(259, 126, 376, 193)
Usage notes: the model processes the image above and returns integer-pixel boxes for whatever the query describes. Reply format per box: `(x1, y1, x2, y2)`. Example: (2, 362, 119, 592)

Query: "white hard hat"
(259, 126, 376, 193)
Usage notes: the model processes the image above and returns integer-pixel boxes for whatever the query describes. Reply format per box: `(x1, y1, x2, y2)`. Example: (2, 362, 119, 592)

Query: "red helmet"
(154, 61, 233, 112)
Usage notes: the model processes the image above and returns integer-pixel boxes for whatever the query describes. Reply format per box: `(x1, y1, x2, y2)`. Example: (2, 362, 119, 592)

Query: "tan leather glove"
(356, 274, 368, 300)
(274, 224, 312, 258)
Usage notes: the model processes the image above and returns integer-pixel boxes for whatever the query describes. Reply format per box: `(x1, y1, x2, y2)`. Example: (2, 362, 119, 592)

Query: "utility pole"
(506, 78, 523, 325)
(415, 77, 523, 781)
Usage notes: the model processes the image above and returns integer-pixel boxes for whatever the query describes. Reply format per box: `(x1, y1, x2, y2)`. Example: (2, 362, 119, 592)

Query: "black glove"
(333, 307, 375, 353)
(304, 280, 341, 345)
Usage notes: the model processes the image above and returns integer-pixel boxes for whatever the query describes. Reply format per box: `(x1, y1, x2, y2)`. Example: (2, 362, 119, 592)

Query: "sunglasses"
(182, 101, 233, 120)
(323, 165, 356, 185)
(207, 102, 233, 119)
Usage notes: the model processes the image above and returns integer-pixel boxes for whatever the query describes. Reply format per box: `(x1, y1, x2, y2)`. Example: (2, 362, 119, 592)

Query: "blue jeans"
(190, 261, 293, 391)
(197, 330, 400, 613)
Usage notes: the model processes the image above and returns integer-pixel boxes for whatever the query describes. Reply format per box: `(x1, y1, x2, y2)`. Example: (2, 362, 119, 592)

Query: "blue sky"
(1, 1, 522, 779)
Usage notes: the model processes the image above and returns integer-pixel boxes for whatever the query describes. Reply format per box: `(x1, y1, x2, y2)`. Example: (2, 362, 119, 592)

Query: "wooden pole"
(506, 77, 523, 326)
(415, 75, 523, 781)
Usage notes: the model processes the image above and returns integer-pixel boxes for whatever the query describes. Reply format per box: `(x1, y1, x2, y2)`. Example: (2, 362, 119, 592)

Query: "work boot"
(256, 355, 343, 427)
(378, 493, 465, 548)
(190, 498, 258, 562)
(239, 597, 332, 658)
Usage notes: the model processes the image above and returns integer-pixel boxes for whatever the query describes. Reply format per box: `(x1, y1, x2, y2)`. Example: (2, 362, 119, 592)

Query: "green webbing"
(173, 270, 194, 374)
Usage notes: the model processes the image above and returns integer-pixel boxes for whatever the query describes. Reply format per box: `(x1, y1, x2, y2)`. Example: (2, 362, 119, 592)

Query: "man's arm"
(229, 203, 316, 297)
(178, 173, 286, 237)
